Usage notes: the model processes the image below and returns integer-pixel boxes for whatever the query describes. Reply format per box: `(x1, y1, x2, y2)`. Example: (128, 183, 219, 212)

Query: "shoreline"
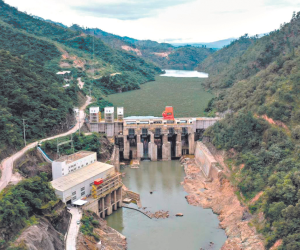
(180, 156, 265, 250)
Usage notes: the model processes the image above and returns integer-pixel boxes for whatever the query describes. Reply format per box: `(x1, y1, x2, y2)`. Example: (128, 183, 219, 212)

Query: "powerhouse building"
(51, 159, 115, 204)
(51, 151, 97, 180)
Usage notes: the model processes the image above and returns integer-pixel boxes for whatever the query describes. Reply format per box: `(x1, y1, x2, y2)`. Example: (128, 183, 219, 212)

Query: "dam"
(87, 106, 219, 162)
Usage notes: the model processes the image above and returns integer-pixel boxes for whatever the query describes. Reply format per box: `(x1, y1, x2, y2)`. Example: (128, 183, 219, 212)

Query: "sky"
(5, 0, 300, 43)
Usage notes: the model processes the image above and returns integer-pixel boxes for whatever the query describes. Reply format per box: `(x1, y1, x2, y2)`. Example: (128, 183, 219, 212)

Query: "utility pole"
(78, 117, 81, 136)
(22, 119, 26, 147)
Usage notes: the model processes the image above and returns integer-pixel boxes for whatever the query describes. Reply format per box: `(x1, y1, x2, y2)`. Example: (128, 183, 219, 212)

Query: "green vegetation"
(80, 213, 100, 241)
(201, 11, 300, 249)
(0, 174, 58, 248)
(41, 133, 104, 157)
(161, 46, 215, 70)
(81, 27, 215, 70)
(0, 0, 163, 157)
(205, 112, 300, 249)
(106, 76, 214, 117)
(197, 34, 258, 88)
(0, 50, 76, 152)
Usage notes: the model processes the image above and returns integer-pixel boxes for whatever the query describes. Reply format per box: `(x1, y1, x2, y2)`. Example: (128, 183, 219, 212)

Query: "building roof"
(73, 200, 88, 206)
(51, 161, 114, 192)
(54, 151, 95, 164)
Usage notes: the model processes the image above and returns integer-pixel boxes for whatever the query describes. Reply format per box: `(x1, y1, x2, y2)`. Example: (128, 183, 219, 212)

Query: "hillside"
(0, 174, 70, 250)
(0, 0, 162, 157)
(202, 11, 300, 249)
(197, 34, 259, 88)
(71, 26, 215, 70)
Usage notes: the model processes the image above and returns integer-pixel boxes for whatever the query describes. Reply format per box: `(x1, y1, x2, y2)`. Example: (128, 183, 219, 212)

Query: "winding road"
(0, 96, 92, 191)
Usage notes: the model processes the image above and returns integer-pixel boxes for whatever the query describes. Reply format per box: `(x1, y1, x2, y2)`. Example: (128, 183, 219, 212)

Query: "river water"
(106, 161, 226, 250)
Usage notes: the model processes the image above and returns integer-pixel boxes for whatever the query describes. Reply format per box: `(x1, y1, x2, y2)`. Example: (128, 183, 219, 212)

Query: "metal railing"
(92, 174, 122, 199)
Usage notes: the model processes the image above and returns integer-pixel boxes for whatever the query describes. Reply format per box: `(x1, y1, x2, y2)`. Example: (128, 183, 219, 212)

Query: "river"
(106, 161, 227, 250)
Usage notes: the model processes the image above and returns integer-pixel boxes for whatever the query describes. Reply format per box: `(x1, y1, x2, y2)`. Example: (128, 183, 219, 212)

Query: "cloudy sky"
(5, 0, 300, 43)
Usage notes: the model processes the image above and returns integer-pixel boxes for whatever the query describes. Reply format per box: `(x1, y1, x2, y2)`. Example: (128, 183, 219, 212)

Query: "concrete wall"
(194, 141, 222, 179)
(110, 146, 120, 172)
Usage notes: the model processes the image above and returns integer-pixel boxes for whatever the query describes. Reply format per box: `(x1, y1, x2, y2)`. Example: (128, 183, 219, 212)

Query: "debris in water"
(123, 198, 132, 204)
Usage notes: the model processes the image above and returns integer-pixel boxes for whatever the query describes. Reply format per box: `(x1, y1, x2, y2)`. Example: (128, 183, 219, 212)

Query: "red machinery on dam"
(88, 106, 219, 162)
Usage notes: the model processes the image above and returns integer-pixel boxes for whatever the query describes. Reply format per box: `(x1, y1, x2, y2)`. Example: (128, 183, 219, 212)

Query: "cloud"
(264, 0, 300, 7)
(71, 0, 196, 20)
(216, 9, 248, 15)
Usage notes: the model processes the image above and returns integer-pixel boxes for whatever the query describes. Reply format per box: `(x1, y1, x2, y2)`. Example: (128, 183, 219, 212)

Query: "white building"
(51, 151, 97, 180)
(117, 107, 124, 121)
(90, 106, 100, 123)
(51, 161, 115, 204)
(104, 107, 114, 123)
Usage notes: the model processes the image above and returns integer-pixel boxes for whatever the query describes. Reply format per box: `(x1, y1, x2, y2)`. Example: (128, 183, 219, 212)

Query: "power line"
(22, 119, 26, 147)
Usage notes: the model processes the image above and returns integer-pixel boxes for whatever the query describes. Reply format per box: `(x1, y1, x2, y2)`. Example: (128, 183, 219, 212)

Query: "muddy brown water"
(106, 161, 227, 250)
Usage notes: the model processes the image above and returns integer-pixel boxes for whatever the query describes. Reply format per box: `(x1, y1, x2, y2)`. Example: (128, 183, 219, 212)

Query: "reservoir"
(161, 69, 208, 78)
(106, 161, 227, 250)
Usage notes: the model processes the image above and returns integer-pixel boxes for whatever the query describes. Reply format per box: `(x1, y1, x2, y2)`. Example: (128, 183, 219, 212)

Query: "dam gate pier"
(88, 107, 219, 162)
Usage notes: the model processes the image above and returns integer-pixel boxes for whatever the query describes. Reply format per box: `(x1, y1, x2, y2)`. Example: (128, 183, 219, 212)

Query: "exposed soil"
(14, 148, 52, 179)
(152, 51, 171, 58)
(180, 156, 265, 250)
(121, 45, 142, 56)
(58, 47, 86, 69)
(259, 114, 289, 131)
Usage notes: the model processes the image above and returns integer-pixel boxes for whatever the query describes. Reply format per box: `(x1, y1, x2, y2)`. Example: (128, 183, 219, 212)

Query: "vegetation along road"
(0, 96, 92, 192)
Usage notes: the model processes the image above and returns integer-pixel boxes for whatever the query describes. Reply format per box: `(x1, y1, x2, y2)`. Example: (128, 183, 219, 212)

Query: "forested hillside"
(202, 12, 300, 249)
(0, 0, 162, 157)
(73, 26, 215, 70)
(197, 34, 258, 88)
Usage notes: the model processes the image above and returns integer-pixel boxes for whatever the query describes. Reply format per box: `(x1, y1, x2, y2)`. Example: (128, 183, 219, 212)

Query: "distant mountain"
(72, 26, 215, 70)
(171, 34, 268, 49)
(172, 38, 236, 49)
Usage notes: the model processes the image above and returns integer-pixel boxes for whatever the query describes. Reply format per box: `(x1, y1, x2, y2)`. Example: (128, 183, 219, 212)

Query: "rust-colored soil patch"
(270, 239, 282, 250)
(260, 115, 289, 131)
(152, 51, 171, 58)
(58, 47, 86, 69)
(121, 45, 142, 56)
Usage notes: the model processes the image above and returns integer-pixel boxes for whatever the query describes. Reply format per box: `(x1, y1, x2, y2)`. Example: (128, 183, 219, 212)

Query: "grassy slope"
(106, 76, 214, 117)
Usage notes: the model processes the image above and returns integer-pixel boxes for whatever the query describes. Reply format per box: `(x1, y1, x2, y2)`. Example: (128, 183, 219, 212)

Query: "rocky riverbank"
(77, 211, 127, 250)
(180, 156, 265, 250)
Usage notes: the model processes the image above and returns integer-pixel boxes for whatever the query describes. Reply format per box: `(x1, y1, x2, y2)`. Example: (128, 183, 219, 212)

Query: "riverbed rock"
(181, 156, 265, 250)
(13, 217, 64, 250)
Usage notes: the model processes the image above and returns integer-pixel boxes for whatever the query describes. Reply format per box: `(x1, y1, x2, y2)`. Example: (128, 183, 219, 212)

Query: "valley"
(1, 0, 300, 250)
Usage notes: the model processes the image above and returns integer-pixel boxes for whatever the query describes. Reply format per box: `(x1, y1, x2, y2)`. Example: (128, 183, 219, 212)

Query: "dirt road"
(0, 96, 92, 191)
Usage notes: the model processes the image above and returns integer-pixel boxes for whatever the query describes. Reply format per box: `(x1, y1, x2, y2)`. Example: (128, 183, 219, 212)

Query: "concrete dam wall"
(194, 141, 222, 179)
